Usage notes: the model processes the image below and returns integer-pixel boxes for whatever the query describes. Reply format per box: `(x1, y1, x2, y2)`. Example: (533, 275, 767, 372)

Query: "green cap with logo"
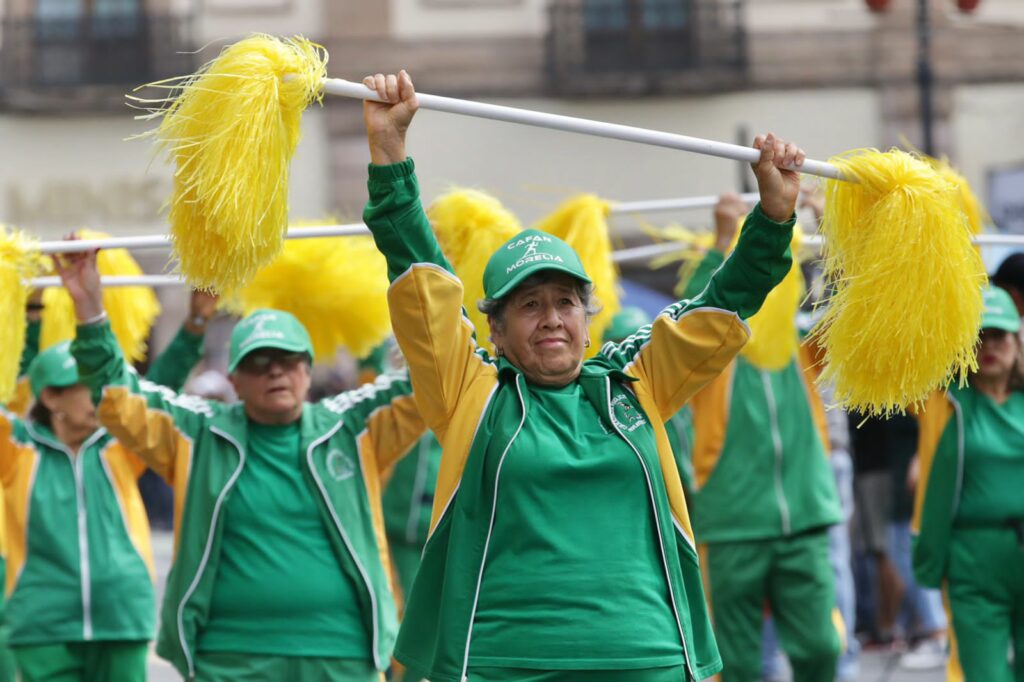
(28, 342, 80, 398)
(981, 286, 1021, 333)
(603, 306, 652, 344)
(483, 229, 591, 300)
(228, 308, 315, 373)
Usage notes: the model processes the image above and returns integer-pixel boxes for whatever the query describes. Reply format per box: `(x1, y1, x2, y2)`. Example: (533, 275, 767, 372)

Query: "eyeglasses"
(980, 328, 1015, 345)
(238, 350, 309, 375)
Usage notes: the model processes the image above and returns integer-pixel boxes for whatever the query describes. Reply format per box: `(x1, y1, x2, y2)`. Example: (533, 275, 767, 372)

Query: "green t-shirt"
(469, 381, 684, 669)
(198, 420, 371, 658)
(955, 389, 1024, 524)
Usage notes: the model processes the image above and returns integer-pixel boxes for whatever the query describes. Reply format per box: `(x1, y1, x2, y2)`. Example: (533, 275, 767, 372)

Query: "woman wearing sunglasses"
(56, 249, 426, 682)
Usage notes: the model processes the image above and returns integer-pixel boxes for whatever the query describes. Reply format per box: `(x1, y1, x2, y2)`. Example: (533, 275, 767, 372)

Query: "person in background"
(913, 285, 1024, 681)
(889, 420, 948, 670)
(0, 282, 209, 682)
(682, 193, 843, 682)
(850, 412, 906, 649)
(992, 252, 1024, 316)
(137, 290, 219, 532)
(58, 248, 426, 682)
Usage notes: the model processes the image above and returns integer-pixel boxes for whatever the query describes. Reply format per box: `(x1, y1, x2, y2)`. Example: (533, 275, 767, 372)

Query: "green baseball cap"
(483, 229, 591, 301)
(603, 306, 652, 343)
(228, 308, 314, 373)
(28, 342, 80, 398)
(981, 286, 1021, 333)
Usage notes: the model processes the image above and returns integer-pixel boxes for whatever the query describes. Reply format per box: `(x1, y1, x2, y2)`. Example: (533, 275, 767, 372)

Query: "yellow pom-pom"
(427, 189, 521, 353)
(811, 149, 986, 416)
(137, 34, 327, 292)
(742, 225, 804, 371)
(534, 195, 621, 356)
(0, 226, 46, 403)
(42, 230, 161, 363)
(225, 229, 391, 360)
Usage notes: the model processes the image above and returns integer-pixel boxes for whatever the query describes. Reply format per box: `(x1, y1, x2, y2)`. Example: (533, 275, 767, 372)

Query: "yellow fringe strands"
(41, 231, 161, 363)
(0, 226, 47, 403)
(135, 34, 328, 292)
(811, 149, 987, 416)
(534, 195, 621, 356)
(659, 218, 804, 371)
(742, 225, 804, 371)
(225, 230, 391, 360)
(427, 189, 521, 354)
(929, 156, 987, 236)
(642, 224, 715, 296)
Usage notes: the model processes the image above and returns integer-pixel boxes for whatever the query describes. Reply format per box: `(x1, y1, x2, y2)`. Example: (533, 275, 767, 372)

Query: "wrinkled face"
(230, 349, 312, 424)
(42, 384, 97, 435)
(490, 273, 589, 387)
(976, 327, 1020, 383)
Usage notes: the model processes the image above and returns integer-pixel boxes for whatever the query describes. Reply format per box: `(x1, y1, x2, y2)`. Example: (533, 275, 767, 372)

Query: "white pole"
(321, 79, 846, 181)
(29, 231, 1022, 283)
(35, 223, 370, 254)
(30, 275, 187, 288)
(612, 233, 1024, 264)
(611, 193, 761, 215)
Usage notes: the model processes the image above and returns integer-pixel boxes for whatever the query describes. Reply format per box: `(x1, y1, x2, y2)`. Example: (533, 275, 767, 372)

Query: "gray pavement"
(145, 531, 946, 681)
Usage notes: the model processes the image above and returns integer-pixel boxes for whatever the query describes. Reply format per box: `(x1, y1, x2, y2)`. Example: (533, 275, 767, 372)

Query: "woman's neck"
(53, 423, 90, 454)
(973, 374, 1012, 404)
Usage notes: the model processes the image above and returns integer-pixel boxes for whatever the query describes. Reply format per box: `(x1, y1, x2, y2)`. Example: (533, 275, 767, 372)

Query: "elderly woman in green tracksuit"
(57, 249, 427, 682)
(360, 70, 804, 682)
(913, 285, 1024, 682)
(0, 292, 208, 682)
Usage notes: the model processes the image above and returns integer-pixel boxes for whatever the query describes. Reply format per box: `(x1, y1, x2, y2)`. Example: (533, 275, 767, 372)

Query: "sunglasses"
(238, 350, 309, 375)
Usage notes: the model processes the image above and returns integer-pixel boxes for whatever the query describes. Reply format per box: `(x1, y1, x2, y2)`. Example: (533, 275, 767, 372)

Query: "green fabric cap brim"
(227, 309, 315, 373)
(483, 229, 591, 301)
(980, 286, 1021, 334)
(488, 262, 592, 301)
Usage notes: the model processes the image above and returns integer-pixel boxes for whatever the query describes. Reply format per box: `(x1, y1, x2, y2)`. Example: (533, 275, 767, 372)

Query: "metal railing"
(0, 14, 194, 89)
(547, 0, 746, 94)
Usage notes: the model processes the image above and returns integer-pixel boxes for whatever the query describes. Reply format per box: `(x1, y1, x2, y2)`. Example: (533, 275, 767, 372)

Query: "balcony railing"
(0, 14, 194, 91)
(547, 0, 747, 95)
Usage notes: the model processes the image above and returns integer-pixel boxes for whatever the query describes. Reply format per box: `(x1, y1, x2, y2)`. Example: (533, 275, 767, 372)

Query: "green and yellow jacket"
(683, 250, 841, 543)
(0, 321, 203, 646)
(911, 384, 1024, 588)
(362, 158, 795, 682)
(70, 320, 426, 679)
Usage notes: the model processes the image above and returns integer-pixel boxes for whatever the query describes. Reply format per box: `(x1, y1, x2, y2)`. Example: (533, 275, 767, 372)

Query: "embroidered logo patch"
(326, 450, 356, 481)
(611, 394, 648, 433)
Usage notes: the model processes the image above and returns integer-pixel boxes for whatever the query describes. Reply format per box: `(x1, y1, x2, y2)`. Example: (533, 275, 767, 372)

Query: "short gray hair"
(478, 271, 600, 331)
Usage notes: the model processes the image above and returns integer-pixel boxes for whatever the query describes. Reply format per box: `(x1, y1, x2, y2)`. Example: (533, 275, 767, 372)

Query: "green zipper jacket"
(362, 158, 795, 682)
(683, 250, 841, 543)
(0, 322, 204, 646)
(70, 321, 426, 679)
(910, 384, 1024, 588)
